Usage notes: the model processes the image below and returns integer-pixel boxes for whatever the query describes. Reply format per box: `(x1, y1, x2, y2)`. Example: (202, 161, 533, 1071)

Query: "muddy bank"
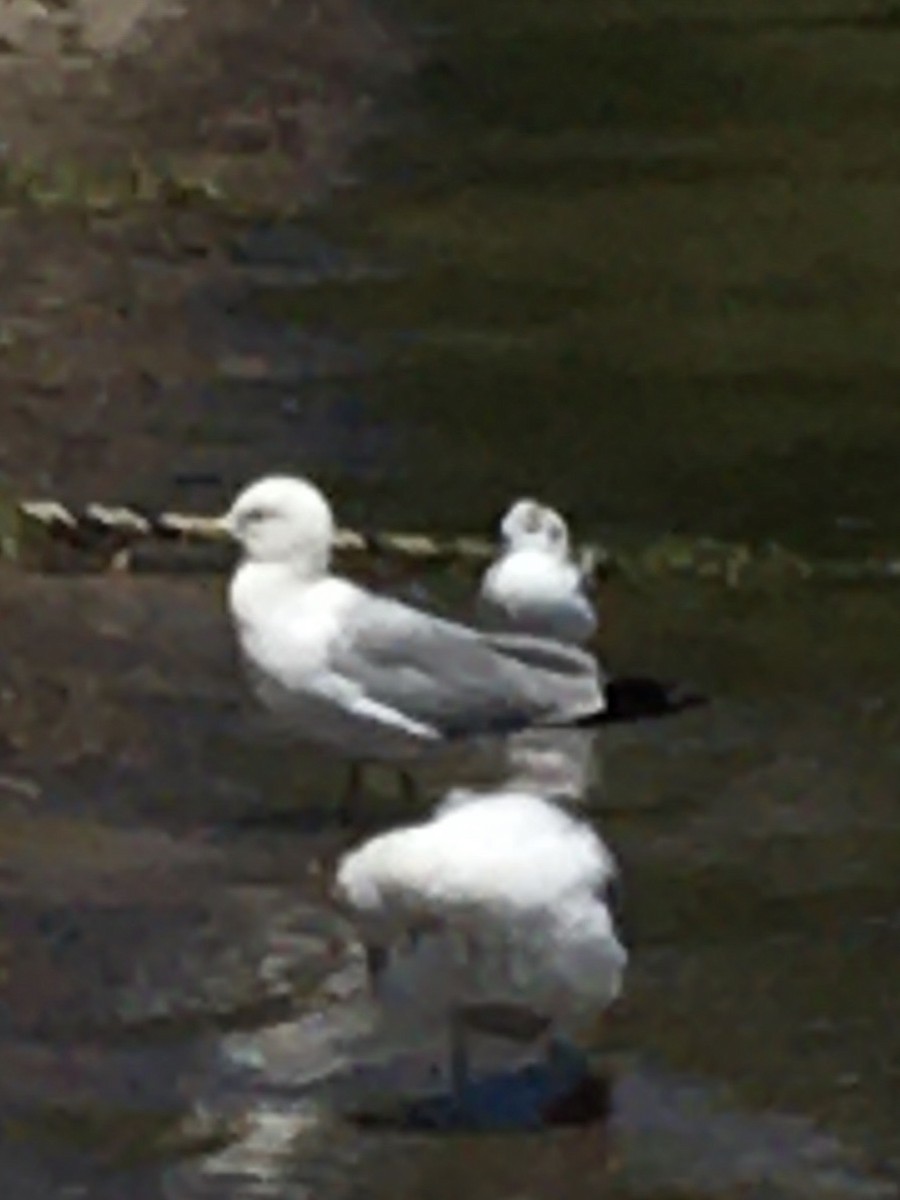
(0, 0, 403, 167)
(0, 0, 412, 508)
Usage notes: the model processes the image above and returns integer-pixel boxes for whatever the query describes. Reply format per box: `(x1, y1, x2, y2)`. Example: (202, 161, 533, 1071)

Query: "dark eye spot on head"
(243, 506, 270, 525)
(522, 503, 543, 533)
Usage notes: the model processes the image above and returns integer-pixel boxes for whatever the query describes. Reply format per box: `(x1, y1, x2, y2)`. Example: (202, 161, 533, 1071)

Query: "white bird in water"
(481, 499, 707, 728)
(334, 786, 626, 1118)
(479, 498, 598, 645)
(220, 476, 607, 809)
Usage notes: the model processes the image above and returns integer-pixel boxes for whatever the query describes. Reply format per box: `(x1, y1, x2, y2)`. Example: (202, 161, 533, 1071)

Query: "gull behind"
(479, 498, 598, 645)
(481, 498, 709, 731)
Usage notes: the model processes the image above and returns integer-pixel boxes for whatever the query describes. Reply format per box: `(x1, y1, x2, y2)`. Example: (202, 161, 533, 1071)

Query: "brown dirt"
(0, 562, 232, 774)
(0, 0, 413, 507)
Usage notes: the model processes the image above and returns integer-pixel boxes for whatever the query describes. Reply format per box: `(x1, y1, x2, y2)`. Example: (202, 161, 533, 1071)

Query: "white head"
(499, 498, 571, 559)
(221, 475, 335, 574)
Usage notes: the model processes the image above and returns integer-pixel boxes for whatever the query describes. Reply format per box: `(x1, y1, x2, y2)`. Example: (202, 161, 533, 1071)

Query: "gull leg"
(397, 768, 420, 809)
(364, 943, 387, 994)
(544, 1030, 591, 1093)
(545, 1032, 582, 1072)
(338, 762, 363, 825)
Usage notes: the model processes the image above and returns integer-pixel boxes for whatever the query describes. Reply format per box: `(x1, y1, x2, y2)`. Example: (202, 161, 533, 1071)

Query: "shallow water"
(3, 0, 900, 1197)
(291, 0, 900, 559)
(1, 575, 898, 1198)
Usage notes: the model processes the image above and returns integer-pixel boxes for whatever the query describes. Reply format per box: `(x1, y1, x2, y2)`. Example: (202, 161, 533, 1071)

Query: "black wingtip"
(580, 676, 709, 726)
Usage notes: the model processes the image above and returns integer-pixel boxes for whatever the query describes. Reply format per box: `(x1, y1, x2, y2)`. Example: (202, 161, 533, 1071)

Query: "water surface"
(2, 1, 900, 1198)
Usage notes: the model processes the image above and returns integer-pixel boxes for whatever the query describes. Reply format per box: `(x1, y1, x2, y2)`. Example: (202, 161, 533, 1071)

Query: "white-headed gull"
(334, 786, 626, 1112)
(480, 500, 706, 727)
(220, 477, 606, 806)
(479, 498, 598, 645)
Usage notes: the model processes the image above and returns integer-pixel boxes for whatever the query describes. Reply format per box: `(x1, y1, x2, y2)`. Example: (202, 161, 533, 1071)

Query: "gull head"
(500, 498, 571, 559)
(221, 475, 335, 572)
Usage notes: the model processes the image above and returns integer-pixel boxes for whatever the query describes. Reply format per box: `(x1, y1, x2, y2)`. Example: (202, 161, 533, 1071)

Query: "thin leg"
(338, 762, 363, 825)
(397, 768, 420, 809)
(545, 1031, 589, 1081)
(364, 943, 387, 994)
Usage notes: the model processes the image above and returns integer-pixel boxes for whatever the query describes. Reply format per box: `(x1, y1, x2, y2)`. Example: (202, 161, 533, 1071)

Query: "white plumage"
(221, 477, 606, 804)
(334, 788, 626, 1101)
(479, 498, 598, 645)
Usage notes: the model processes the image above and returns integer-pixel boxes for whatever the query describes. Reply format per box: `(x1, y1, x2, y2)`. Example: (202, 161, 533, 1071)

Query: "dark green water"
(2, 2, 900, 1198)
(269, 0, 900, 560)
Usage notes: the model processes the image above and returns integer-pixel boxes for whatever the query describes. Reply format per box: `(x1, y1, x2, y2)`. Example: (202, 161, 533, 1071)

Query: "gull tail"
(578, 676, 708, 727)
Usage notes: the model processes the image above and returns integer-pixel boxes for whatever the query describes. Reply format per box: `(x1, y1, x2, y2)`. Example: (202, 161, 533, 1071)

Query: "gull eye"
(242, 505, 271, 525)
(522, 505, 543, 534)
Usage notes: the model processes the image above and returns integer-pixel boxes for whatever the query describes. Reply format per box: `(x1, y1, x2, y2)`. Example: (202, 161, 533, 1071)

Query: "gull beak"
(216, 512, 234, 538)
(522, 502, 543, 533)
(155, 512, 233, 541)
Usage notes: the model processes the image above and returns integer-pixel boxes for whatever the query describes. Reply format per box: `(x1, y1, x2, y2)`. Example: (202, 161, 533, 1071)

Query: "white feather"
(222, 477, 605, 768)
(479, 499, 598, 645)
(335, 789, 626, 1042)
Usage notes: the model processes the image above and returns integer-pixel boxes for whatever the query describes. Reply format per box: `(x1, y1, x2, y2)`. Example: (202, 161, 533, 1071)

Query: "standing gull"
(481, 498, 708, 727)
(220, 476, 606, 805)
(479, 498, 598, 645)
(334, 785, 626, 1119)
(478, 498, 601, 798)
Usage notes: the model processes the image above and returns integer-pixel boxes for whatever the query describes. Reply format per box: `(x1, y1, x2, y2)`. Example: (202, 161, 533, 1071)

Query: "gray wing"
(329, 593, 603, 738)
(484, 631, 607, 685)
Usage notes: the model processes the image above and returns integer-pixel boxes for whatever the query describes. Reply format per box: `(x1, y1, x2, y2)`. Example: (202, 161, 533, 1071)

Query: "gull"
(220, 476, 606, 808)
(334, 786, 626, 1118)
(478, 498, 598, 645)
(480, 499, 709, 728)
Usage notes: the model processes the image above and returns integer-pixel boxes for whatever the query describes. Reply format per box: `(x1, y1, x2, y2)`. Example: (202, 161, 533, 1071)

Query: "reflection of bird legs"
(364, 943, 387, 991)
(448, 1000, 556, 1117)
(544, 1033, 588, 1077)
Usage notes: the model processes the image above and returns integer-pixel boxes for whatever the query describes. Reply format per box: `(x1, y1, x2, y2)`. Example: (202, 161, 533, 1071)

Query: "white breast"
(480, 550, 597, 644)
(229, 566, 352, 684)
